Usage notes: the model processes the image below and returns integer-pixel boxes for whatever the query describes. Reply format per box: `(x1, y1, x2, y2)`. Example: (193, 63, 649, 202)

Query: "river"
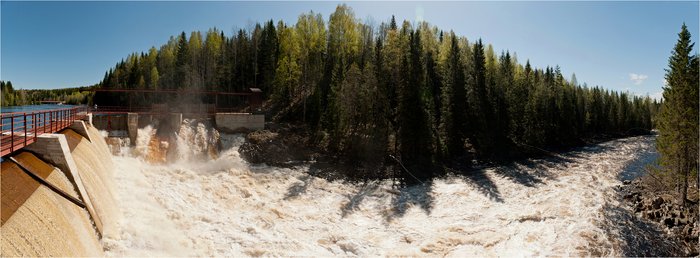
(1, 104, 74, 113)
(102, 123, 669, 256)
(1, 104, 80, 131)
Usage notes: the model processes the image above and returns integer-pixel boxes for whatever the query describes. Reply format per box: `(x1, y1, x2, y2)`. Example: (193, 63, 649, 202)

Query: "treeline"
(94, 19, 279, 108)
(96, 5, 658, 182)
(1, 80, 95, 106)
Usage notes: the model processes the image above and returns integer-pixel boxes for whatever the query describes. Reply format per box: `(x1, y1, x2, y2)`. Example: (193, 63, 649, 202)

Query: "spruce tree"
(175, 31, 190, 89)
(442, 33, 466, 158)
(398, 31, 433, 184)
(656, 23, 699, 204)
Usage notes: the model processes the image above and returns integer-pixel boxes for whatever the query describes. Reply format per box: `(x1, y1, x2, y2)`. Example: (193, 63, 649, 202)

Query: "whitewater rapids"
(102, 128, 661, 256)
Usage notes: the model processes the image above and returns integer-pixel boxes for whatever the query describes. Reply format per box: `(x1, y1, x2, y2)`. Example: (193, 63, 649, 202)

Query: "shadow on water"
(491, 158, 560, 188)
(460, 169, 504, 203)
(489, 137, 632, 189)
(456, 137, 635, 200)
(283, 174, 313, 200)
(602, 203, 682, 256)
(340, 181, 380, 218)
(569, 143, 616, 156)
(383, 181, 435, 222)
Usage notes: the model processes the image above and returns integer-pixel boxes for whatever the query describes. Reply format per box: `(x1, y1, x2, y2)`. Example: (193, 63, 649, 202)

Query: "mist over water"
(102, 122, 663, 256)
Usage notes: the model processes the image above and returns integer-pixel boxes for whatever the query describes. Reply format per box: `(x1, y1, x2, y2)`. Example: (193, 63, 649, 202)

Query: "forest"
(94, 5, 659, 182)
(1, 80, 94, 107)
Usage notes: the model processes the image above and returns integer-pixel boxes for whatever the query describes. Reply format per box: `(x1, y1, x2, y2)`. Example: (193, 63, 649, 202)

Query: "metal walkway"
(1, 106, 88, 157)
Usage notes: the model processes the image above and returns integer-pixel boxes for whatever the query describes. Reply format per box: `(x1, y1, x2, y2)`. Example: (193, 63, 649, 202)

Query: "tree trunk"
(681, 145, 689, 205)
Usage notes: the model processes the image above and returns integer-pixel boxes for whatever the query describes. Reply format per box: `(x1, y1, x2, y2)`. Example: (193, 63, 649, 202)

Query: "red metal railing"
(1, 106, 88, 157)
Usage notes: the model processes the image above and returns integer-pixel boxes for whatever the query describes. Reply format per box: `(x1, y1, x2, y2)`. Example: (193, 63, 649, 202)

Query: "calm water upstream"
(1, 104, 80, 131)
(1, 104, 75, 113)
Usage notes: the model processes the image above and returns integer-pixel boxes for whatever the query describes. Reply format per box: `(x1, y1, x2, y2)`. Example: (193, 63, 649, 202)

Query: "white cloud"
(629, 73, 648, 85)
(650, 91, 664, 101)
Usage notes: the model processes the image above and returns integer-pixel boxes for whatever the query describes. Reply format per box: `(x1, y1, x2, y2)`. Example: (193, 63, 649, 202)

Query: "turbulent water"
(102, 123, 664, 256)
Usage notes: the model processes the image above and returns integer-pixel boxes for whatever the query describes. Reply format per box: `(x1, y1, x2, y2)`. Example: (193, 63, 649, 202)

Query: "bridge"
(91, 87, 265, 141)
(1, 106, 88, 157)
(1, 88, 266, 156)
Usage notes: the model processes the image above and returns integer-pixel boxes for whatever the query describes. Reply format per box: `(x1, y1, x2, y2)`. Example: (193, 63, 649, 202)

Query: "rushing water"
(102, 124, 666, 256)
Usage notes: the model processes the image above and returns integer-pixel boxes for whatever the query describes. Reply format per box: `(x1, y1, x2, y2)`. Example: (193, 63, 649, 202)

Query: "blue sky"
(2, 1, 698, 100)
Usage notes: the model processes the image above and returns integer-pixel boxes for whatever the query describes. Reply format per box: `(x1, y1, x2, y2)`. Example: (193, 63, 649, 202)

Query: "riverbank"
(238, 122, 654, 182)
(620, 175, 699, 256)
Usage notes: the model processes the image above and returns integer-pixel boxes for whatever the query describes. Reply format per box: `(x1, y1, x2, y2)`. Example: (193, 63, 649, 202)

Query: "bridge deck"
(1, 107, 88, 157)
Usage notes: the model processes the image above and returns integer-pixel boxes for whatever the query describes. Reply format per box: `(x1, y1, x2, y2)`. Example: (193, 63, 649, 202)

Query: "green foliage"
(1, 81, 95, 106)
(398, 30, 434, 182)
(654, 24, 699, 204)
(93, 5, 660, 183)
(2, 81, 17, 106)
(440, 33, 467, 158)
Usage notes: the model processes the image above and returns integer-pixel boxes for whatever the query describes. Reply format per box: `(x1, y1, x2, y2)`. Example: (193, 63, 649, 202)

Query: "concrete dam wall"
(1, 121, 116, 256)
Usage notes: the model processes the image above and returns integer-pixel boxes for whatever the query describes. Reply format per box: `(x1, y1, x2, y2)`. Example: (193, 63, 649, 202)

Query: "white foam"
(104, 130, 656, 256)
(133, 125, 155, 159)
(173, 119, 220, 163)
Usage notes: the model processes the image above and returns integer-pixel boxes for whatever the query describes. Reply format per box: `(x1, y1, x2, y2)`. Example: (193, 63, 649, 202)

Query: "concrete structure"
(1, 152, 103, 256)
(84, 113, 93, 127)
(23, 132, 103, 235)
(170, 113, 183, 129)
(68, 121, 93, 142)
(93, 112, 185, 143)
(215, 113, 265, 132)
(127, 113, 138, 144)
(1, 116, 113, 256)
(92, 114, 128, 131)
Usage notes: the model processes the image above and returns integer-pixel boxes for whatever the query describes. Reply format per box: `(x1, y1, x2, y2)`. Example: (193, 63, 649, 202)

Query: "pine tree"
(656, 24, 699, 204)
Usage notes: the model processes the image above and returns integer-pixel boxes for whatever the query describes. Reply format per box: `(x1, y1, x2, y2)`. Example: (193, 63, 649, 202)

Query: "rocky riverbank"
(620, 176, 699, 256)
(238, 124, 382, 181)
(238, 124, 318, 166)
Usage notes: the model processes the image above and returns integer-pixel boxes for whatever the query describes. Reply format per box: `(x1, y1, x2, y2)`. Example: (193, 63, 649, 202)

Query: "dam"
(0, 104, 265, 256)
(1, 117, 111, 256)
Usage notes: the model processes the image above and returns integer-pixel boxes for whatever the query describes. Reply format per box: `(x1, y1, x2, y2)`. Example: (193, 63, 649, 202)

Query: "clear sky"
(2, 1, 698, 100)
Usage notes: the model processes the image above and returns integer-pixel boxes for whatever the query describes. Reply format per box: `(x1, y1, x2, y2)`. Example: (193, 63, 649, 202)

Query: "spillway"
(1, 123, 109, 256)
(62, 128, 119, 238)
(103, 121, 669, 256)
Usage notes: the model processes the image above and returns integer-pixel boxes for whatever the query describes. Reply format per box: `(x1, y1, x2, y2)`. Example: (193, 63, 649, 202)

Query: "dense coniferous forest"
(1, 80, 95, 106)
(95, 5, 658, 181)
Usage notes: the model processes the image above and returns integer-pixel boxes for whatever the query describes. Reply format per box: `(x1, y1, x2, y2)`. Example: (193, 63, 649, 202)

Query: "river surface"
(102, 125, 668, 256)
(1, 104, 80, 131)
(1, 104, 74, 113)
